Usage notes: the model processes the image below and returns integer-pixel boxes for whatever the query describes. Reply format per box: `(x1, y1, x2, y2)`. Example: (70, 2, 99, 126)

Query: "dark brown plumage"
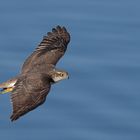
(10, 74, 52, 121)
(21, 26, 70, 74)
(8, 25, 70, 121)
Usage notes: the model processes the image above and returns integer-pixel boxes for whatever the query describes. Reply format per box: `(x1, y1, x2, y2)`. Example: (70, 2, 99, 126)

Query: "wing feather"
(21, 26, 70, 74)
(10, 73, 51, 121)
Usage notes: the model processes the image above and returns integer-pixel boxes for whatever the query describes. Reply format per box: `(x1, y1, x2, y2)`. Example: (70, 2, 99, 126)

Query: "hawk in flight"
(0, 26, 70, 121)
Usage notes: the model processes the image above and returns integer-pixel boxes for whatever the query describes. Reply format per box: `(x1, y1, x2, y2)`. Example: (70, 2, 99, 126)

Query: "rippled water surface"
(0, 0, 140, 140)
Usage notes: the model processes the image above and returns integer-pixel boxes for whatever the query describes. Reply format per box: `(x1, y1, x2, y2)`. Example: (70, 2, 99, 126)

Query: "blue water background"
(0, 0, 140, 140)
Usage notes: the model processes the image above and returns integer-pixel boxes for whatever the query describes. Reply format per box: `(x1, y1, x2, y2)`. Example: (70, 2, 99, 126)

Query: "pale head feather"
(51, 70, 69, 83)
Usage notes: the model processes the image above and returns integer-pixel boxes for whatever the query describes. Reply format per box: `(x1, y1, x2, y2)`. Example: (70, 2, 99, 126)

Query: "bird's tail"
(0, 77, 17, 94)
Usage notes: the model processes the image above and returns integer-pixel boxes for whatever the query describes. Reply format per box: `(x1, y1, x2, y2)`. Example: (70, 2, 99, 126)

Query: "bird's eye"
(60, 73, 64, 76)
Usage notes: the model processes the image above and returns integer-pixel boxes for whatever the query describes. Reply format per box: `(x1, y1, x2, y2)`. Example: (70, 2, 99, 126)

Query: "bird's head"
(50, 70, 69, 83)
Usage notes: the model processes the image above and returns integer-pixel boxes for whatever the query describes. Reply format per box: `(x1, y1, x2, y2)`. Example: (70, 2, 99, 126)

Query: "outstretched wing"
(10, 74, 51, 121)
(21, 26, 70, 74)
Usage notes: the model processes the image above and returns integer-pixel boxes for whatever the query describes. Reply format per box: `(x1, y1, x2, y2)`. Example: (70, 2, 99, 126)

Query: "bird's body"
(0, 26, 70, 121)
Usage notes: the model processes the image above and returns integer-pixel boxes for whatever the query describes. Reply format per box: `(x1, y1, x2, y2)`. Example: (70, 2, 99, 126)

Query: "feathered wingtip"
(38, 25, 70, 48)
(51, 25, 70, 44)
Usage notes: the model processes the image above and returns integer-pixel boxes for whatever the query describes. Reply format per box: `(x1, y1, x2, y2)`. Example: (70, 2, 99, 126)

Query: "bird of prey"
(0, 25, 70, 121)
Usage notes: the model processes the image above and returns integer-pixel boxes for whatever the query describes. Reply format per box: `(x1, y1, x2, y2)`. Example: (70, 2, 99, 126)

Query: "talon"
(0, 87, 13, 94)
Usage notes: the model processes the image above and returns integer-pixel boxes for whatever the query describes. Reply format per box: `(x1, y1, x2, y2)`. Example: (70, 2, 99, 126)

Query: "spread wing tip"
(10, 114, 19, 121)
(48, 25, 70, 44)
(36, 25, 70, 53)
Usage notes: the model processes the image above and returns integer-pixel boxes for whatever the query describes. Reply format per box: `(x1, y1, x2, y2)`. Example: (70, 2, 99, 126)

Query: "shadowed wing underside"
(10, 73, 52, 121)
(21, 26, 70, 74)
